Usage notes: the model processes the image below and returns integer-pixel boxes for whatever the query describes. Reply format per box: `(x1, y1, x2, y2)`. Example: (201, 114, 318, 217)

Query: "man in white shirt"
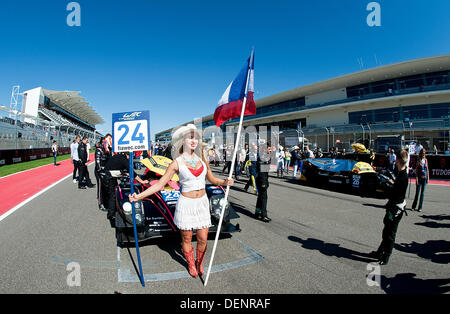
(388, 148, 397, 172)
(71, 135, 81, 183)
(304, 146, 315, 159)
(236, 146, 246, 180)
(276, 146, 285, 177)
(51, 140, 58, 166)
(86, 140, 91, 161)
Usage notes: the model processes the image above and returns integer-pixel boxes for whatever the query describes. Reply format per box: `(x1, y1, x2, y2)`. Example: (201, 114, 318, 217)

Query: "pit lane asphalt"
(0, 163, 449, 294)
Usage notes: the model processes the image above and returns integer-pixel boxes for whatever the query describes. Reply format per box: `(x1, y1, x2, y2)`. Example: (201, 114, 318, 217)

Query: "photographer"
(369, 149, 409, 265)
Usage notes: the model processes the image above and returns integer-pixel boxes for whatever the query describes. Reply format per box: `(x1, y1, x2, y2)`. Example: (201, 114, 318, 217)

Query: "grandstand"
(0, 87, 104, 151)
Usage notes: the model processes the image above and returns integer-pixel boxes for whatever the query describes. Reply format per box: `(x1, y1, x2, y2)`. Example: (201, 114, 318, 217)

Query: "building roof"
(254, 54, 450, 108)
(42, 89, 104, 125)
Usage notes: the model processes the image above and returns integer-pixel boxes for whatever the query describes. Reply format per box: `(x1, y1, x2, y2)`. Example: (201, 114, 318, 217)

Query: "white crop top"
(176, 155, 207, 192)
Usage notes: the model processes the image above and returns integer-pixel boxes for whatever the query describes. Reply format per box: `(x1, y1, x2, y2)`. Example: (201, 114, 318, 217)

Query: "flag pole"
(204, 48, 254, 287)
(129, 152, 145, 287)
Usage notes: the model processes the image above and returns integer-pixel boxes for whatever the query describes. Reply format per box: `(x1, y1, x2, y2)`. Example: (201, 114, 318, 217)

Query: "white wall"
(305, 88, 347, 106)
(22, 87, 44, 124)
(306, 108, 348, 127)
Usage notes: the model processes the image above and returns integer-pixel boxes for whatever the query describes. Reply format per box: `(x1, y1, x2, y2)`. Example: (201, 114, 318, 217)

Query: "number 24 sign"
(112, 111, 150, 153)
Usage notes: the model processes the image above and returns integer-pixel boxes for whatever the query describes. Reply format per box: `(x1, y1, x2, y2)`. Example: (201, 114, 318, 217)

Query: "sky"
(0, 0, 449, 139)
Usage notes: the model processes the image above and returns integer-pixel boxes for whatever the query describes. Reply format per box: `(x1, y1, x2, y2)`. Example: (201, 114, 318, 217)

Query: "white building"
(156, 55, 450, 153)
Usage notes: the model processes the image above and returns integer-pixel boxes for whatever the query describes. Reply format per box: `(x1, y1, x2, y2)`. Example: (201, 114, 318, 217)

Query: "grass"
(0, 150, 95, 178)
(0, 154, 73, 178)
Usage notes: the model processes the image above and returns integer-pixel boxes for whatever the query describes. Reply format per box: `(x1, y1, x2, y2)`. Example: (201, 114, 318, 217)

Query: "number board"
(112, 111, 150, 153)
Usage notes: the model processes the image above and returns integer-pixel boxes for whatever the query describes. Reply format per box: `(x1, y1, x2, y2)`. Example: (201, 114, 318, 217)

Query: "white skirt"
(173, 194, 212, 231)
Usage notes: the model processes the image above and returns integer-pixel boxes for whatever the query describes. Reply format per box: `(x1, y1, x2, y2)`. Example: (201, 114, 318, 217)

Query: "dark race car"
(113, 156, 241, 245)
(299, 158, 394, 199)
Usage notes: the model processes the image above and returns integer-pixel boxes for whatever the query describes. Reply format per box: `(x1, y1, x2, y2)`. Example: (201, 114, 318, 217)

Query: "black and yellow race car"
(299, 157, 394, 199)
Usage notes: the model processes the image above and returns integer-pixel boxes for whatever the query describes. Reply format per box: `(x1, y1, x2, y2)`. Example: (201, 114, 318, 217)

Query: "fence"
(279, 119, 450, 153)
(0, 107, 101, 151)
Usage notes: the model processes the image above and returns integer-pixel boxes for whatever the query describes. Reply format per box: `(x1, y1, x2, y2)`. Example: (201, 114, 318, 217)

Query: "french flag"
(214, 50, 256, 127)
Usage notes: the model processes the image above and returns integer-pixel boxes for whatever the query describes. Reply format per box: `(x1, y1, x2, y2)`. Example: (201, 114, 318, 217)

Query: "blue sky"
(0, 0, 449, 138)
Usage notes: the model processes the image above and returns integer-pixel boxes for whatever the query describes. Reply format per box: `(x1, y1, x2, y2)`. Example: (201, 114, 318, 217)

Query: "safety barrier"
(0, 147, 71, 166)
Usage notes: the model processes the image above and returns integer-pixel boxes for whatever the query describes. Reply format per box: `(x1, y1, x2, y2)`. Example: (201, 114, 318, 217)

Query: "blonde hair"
(176, 130, 208, 165)
(398, 150, 409, 166)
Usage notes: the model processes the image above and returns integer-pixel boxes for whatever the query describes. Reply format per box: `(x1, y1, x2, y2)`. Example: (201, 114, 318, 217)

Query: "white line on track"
(0, 173, 73, 223)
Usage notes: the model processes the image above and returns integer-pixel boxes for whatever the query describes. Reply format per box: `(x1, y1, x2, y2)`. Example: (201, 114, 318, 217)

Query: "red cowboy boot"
(196, 245, 207, 276)
(182, 247, 198, 278)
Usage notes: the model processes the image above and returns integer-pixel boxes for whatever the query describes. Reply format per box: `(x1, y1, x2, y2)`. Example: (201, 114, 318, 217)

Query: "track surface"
(0, 164, 449, 294)
(0, 154, 94, 218)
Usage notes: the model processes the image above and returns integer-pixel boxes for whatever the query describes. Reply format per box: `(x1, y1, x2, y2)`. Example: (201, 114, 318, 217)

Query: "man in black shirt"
(77, 136, 95, 189)
(222, 145, 234, 174)
(103, 153, 148, 220)
(255, 144, 273, 222)
(244, 142, 259, 194)
(94, 134, 112, 211)
(370, 149, 409, 265)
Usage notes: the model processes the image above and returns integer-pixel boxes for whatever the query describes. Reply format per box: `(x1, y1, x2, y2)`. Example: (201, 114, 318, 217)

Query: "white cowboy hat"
(171, 124, 199, 144)
(170, 124, 203, 157)
(293, 145, 299, 150)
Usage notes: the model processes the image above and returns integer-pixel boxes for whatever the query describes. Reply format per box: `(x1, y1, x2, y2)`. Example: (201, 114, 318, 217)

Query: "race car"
(113, 156, 241, 245)
(299, 158, 394, 199)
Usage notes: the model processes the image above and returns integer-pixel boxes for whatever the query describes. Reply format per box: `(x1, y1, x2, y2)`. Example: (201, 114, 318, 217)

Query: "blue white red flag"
(214, 50, 256, 127)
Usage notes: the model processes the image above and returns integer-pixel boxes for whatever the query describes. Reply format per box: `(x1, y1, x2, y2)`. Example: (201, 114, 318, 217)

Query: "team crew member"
(71, 136, 81, 183)
(129, 124, 234, 278)
(77, 136, 95, 189)
(103, 152, 148, 220)
(388, 148, 396, 172)
(255, 144, 272, 222)
(369, 148, 376, 166)
(411, 148, 429, 212)
(244, 142, 258, 194)
(51, 140, 58, 166)
(369, 149, 409, 265)
(95, 134, 112, 211)
(291, 146, 301, 178)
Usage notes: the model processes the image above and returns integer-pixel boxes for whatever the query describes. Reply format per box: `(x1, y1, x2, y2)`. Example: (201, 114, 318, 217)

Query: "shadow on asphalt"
(362, 203, 387, 210)
(415, 214, 450, 229)
(419, 214, 450, 221)
(230, 202, 258, 220)
(415, 221, 450, 229)
(395, 240, 450, 264)
(380, 273, 450, 294)
(287, 235, 376, 263)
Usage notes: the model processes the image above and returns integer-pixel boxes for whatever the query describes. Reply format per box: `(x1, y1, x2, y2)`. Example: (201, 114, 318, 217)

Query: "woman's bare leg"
(196, 228, 209, 252)
(180, 230, 193, 252)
